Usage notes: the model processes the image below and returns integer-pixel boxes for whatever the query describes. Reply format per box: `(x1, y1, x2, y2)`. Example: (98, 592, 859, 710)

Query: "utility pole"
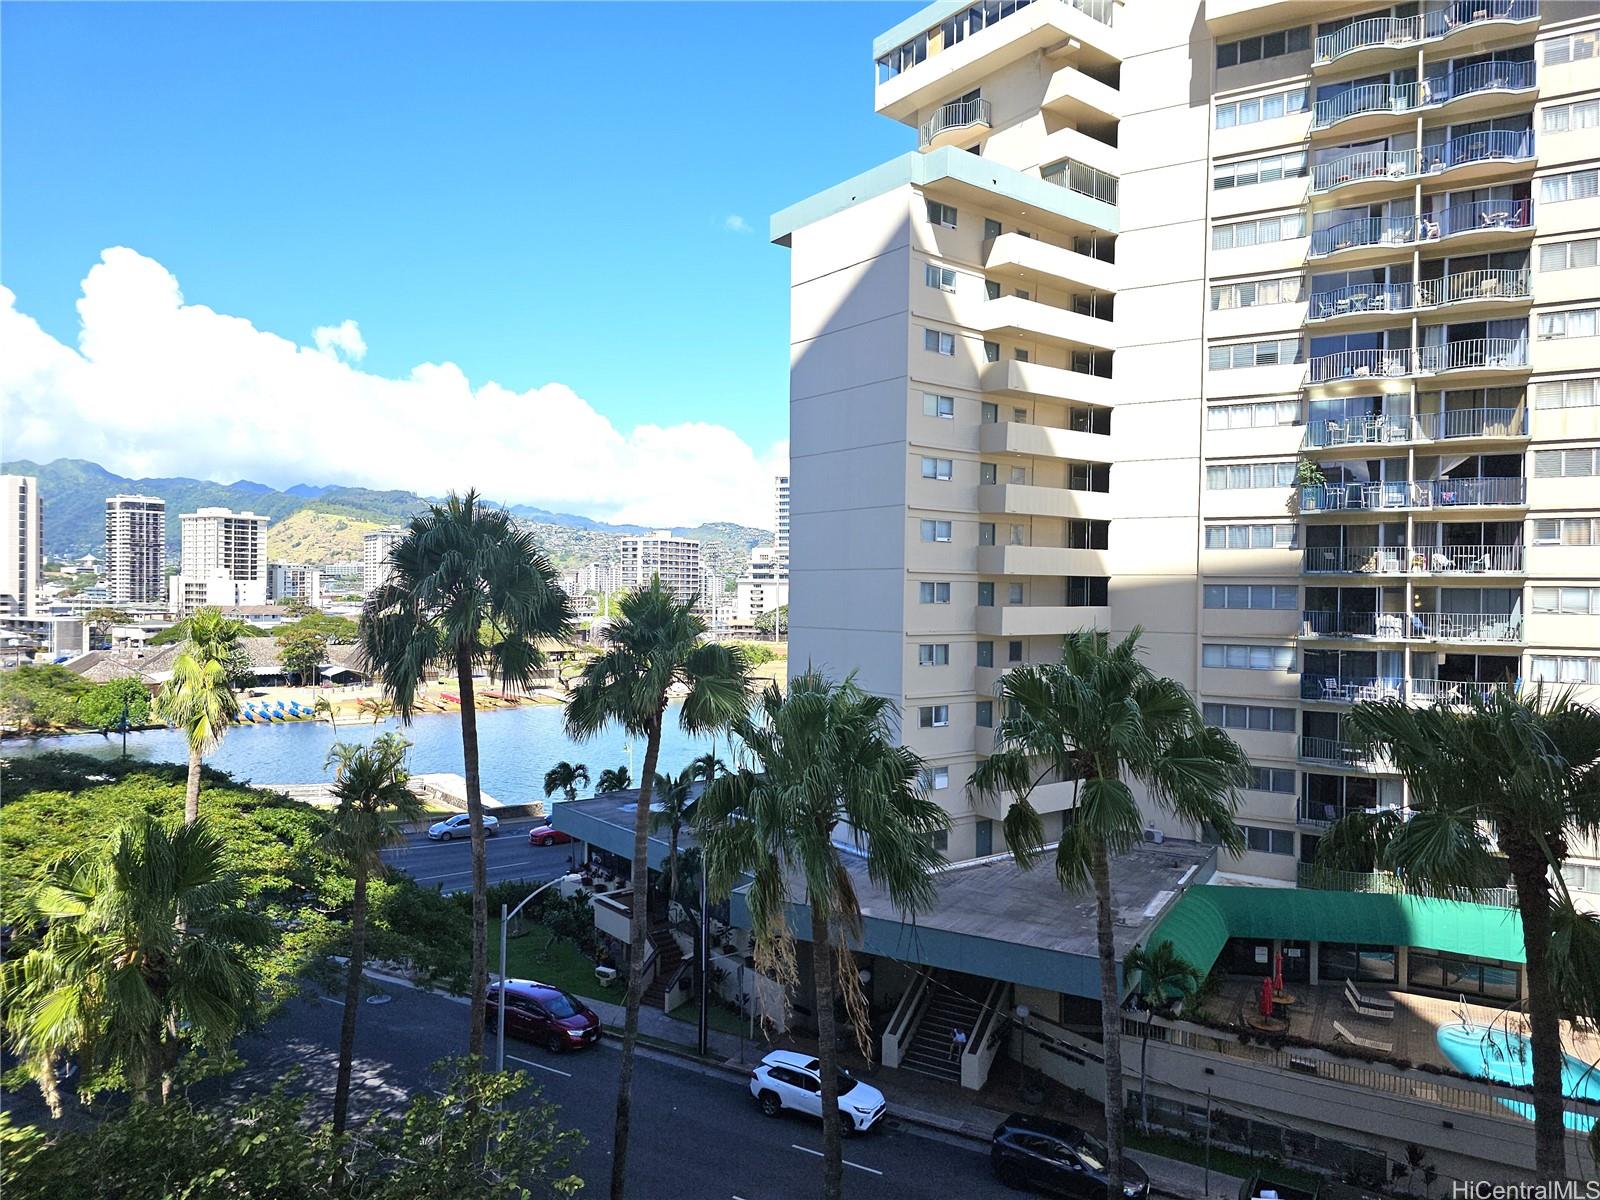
(696, 855, 709, 1056)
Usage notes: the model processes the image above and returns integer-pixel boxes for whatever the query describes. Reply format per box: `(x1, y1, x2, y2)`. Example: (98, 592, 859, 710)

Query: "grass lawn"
(663, 999, 749, 1037)
(1123, 1126, 1322, 1190)
(491, 919, 611, 1000)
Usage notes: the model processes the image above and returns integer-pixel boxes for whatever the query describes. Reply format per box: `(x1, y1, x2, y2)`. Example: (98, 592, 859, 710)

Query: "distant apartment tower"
(773, 474, 791, 573)
(1, 475, 44, 616)
(363, 526, 406, 594)
(267, 562, 323, 608)
(736, 545, 790, 626)
(573, 558, 623, 595)
(172, 507, 268, 615)
(618, 531, 703, 601)
(105, 494, 167, 605)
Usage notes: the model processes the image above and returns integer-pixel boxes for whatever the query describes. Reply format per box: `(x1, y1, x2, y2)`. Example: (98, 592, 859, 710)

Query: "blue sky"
(1, 2, 910, 522)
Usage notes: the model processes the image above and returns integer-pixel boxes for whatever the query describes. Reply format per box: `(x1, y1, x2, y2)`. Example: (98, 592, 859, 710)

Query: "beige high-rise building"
(0, 475, 44, 616)
(618, 531, 703, 602)
(172, 507, 268, 615)
(779, 0, 1600, 885)
(774, 474, 792, 572)
(105, 494, 167, 606)
(363, 526, 406, 594)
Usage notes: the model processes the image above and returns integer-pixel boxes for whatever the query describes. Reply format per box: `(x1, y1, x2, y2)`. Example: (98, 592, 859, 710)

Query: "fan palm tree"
(969, 629, 1249, 1200)
(650, 762, 701, 908)
(312, 694, 339, 733)
(696, 672, 947, 1200)
(565, 578, 752, 1200)
(543, 760, 590, 803)
(1320, 690, 1600, 1182)
(153, 608, 249, 824)
(595, 765, 632, 794)
(355, 696, 394, 726)
(3, 818, 270, 1111)
(324, 733, 422, 1137)
(1122, 940, 1202, 1134)
(358, 490, 572, 1058)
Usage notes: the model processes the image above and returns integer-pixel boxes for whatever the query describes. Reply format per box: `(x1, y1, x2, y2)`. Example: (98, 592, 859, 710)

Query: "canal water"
(1, 702, 721, 807)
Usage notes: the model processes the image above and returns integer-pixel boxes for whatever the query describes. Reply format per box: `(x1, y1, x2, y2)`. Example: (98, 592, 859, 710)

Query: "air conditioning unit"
(1143, 826, 1165, 844)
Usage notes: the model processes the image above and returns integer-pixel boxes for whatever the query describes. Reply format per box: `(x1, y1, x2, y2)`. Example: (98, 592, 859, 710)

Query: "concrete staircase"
(900, 981, 985, 1083)
(641, 924, 684, 1009)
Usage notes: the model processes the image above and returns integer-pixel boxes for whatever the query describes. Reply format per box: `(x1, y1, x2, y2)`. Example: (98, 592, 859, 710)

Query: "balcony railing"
(1299, 476, 1526, 512)
(1301, 610, 1408, 639)
(1297, 798, 1403, 828)
(1303, 413, 1411, 447)
(1425, 197, 1533, 239)
(1301, 609, 1523, 643)
(1310, 214, 1416, 257)
(1309, 269, 1530, 320)
(1307, 346, 1414, 381)
(1303, 546, 1409, 574)
(1302, 675, 1404, 704)
(1312, 131, 1534, 190)
(1410, 677, 1515, 705)
(1310, 60, 1537, 131)
(1314, 1, 1540, 66)
(1413, 405, 1526, 439)
(1415, 543, 1524, 574)
(1298, 735, 1388, 768)
(919, 97, 993, 147)
(1311, 146, 1418, 190)
(1298, 862, 1519, 907)
(1307, 338, 1528, 383)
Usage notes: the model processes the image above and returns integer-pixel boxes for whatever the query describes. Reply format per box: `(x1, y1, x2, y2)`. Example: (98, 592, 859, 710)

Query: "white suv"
(748, 1050, 887, 1133)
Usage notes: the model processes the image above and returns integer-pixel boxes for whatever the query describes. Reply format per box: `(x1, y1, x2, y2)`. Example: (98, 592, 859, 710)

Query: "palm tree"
(4, 818, 270, 1111)
(543, 760, 590, 803)
(355, 696, 394, 725)
(312, 694, 339, 733)
(324, 733, 422, 1137)
(359, 490, 572, 1059)
(696, 672, 947, 1200)
(1320, 690, 1600, 1182)
(595, 765, 632, 794)
(650, 763, 700, 908)
(1122, 940, 1202, 1134)
(565, 578, 752, 1200)
(969, 629, 1249, 1200)
(153, 608, 249, 824)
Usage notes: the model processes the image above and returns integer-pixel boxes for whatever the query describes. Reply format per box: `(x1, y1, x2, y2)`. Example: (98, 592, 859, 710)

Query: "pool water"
(1435, 1023, 1600, 1132)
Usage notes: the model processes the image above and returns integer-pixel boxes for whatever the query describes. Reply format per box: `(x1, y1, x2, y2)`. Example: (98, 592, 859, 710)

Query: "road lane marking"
(789, 1144, 883, 1175)
(506, 1053, 572, 1078)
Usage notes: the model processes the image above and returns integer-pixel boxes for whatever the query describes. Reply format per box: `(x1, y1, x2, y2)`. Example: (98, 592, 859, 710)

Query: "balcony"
(1298, 735, 1390, 770)
(1307, 338, 1528, 384)
(1303, 413, 1412, 448)
(1302, 543, 1525, 575)
(1308, 214, 1416, 261)
(1423, 197, 1533, 247)
(977, 295, 1118, 353)
(1296, 862, 1518, 906)
(1303, 546, 1411, 575)
(979, 420, 1112, 462)
(1301, 674, 1515, 707)
(977, 544, 1108, 576)
(981, 358, 1116, 407)
(1308, 269, 1531, 323)
(977, 605, 1108, 638)
(1310, 59, 1538, 134)
(1311, 130, 1535, 196)
(1297, 797, 1403, 829)
(977, 482, 1113, 521)
(983, 231, 1116, 293)
(1299, 609, 1523, 643)
(1306, 346, 1414, 383)
(920, 97, 993, 150)
(1312, 1, 1540, 69)
(1304, 405, 1527, 450)
(1298, 476, 1527, 513)
(1409, 677, 1515, 705)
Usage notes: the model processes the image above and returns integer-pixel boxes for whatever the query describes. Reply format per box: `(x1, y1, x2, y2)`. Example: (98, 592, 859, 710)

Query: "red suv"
(486, 979, 602, 1053)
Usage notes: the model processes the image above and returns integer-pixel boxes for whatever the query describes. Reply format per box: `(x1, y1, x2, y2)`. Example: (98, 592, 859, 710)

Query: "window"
(1544, 99, 1600, 133)
(923, 393, 956, 419)
(1543, 31, 1597, 65)
(1203, 584, 1298, 610)
(1202, 702, 1296, 732)
(924, 328, 956, 356)
(1066, 519, 1110, 549)
(980, 462, 998, 485)
(1216, 24, 1310, 68)
(1409, 950, 1520, 1001)
(978, 582, 995, 606)
(1207, 399, 1301, 430)
(986, 279, 1002, 301)
(1533, 587, 1600, 615)
(926, 199, 957, 228)
(978, 522, 996, 545)
(984, 218, 1002, 240)
(1210, 276, 1304, 310)
(924, 263, 957, 292)
(1540, 168, 1599, 204)
(1204, 523, 1298, 549)
(1531, 655, 1600, 685)
(1202, 643, 1295, 671)
(1539, 238, 1599, 273)
(1007, 582, 1024, 604)
(1215, 86, 1308, 129)
(919, 519, 953, 543)
(1321, 942, 1397, 983)
(976, 700, 994, 728)
(1207, 339, 1304, 370)
(1535, 378, 1599, 410)
(921, 456, 954, 480)
(1562, 862, 1600, 895)
(976, 640, 994, 667)
(981, 401, 999, 423)
(1248, 766, 1296, 794)
(1534, 448, 1599, 478)
(1041, 158, 1119, 205)
(923, 766, 950, 792)
(1533, 517, 1600, 546)
(1205, 461, 1297, 489)
(918, 704, 950, 728)
(1007, 640, 1023, 664)
(919, 581, 952, 604)
(918, 643, 950, 666)
(1212, 212, 1306, 250)
(1065, 576, 1109, 606)
(1238, 824, 1296, 855)
(1538, 308, 1599, 340)
(984, 340, 1000, 362)
(1213, 150, 1308, 190)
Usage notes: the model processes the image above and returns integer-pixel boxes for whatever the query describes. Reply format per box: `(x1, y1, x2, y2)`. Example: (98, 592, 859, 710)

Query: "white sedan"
(426, 812, 499, 841)
(749, 1049, 887, 1133)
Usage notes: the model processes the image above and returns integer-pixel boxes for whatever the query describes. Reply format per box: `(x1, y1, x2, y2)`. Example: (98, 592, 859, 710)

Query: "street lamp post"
(496, 872, 581, 1075)
(696, 854, 709, 1056)
(119, 695, 131, 760)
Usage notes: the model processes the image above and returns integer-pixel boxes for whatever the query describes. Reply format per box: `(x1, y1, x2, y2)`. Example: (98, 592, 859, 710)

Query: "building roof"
(64, 637, 367, 685)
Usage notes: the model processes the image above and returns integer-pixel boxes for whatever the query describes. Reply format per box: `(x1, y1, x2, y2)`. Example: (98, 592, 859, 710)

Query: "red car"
(486, 979, 601, 1053)
(529, 821, 573, 847)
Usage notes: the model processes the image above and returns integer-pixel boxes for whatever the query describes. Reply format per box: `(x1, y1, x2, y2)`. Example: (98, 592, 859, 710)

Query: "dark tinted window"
(543, 991, 580, 1019)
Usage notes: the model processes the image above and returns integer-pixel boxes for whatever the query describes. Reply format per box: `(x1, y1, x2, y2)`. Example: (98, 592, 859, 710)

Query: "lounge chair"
(1344, 978, 1396, 1015)
(1333, 1021, 1393, 1054)
(1342, 980, 1396, 1021)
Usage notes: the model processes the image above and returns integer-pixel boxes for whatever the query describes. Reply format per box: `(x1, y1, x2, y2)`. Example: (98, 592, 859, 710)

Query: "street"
(235, 985, 1020, 1200)
(382, 817, 578, 894)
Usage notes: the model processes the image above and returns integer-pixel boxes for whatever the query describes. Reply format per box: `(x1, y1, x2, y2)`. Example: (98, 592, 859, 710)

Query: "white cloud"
(0, 248, 787, 528)
(723, 213, 753, 234)
(312, 318, 367, 361)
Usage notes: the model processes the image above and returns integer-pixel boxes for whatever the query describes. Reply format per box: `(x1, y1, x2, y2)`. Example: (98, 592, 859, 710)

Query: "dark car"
(485, 979, 601, 1053)
(990, 1113, 1149, 1198)
(529, 821, 574, 847)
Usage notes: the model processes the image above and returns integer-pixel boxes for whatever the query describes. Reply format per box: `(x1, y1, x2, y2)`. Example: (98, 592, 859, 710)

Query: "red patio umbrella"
(1273, 951, 1285, 996)
(1259, 977, 1275, 1018)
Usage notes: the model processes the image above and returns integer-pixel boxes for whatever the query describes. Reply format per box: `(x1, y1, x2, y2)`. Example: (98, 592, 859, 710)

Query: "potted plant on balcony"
(1295, 458, 1327, 503)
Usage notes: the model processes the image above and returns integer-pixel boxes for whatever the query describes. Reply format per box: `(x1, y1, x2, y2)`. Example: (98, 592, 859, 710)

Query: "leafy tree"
(1319, 690, 1600, 1182)
(696, 673, 945, 1200)
(543, 760, 590, 803)
(312, 694, 339, 732)
(272, 612, 361, 643)
(323, 733, 422, 1137)
(1122, 940, 1202, 1133)
(3, 817, 271, 1112)
(595, 765, 631, 794)
(148, 621, 268, 647)
(360, 490, 572, 1059)
(76, 677, 151, 733)
(970, 629, 1249, 1200)
(276, 626, 329, 688)
(753, 604, 787, 639)
(83, 607, 131, 648)
(280, 596, 314, 617)
(565, 578, 751, 1200)
(0, 665, 92, 732)
(154, 608, 249, 823)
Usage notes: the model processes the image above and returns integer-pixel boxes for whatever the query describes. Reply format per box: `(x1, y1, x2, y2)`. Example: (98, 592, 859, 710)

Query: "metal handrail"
(1410, 677, 1515, 705)
(1416, 337, 1528, 373)
(1306, 337, 1528, 382)
(1414, 405, 1526, 440)
(1301, 610, 1404, 639)
(1310, 269, 1530, 320)
(919, 97, 993, 147)
(1297, 735, 1387, 768)
(1300, 476, 1527, 511)
(1303, 546, 1409, 574)
(1421, 57, 1537, 105)
(1419, 129, 1535, 174)
(1314, 1, 1539, 65)
(1413, 543, 1524, 574)
(1311, 147, 1417, 190)
(1422, 197, 1532, 240)
(1297, 797, 1404, 827)
(1310, 214, 1415, 257)
(1409, 612, 1523, 642)
(1313, 81, 1413, 128)
(1301, 676, 1405, 704)
(1303, 413, 1411, 447)
(1307, 347, 1414, 382)
(1296, 863, 1519, 907)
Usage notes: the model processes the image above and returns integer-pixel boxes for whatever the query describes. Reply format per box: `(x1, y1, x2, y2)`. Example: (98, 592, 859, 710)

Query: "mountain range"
(3, 458, 771, 587)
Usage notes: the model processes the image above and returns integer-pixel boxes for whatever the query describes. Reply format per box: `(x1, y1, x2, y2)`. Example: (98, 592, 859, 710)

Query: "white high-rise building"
(1, 475, 44, 616)
(773, 474, 791, 573)
(362, 526, 406, 594)
(735, 545, 790, 626)
(172, 507, 268, 615)
(267, 561, 323, 608)
(618, 531, 703, 602)
(105, 494, 167, 606)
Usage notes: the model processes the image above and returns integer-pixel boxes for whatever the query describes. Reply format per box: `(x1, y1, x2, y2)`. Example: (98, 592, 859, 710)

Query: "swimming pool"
(1435, 1023, 1600, 1132)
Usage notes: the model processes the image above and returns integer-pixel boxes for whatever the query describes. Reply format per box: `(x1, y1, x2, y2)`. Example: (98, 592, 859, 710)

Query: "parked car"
(427, 812, 498, 841)
(485, 979, 601, 1053)
(529, 821, 573, 846)
(748, 1049, 886, 1133)
(990, 1113, 1149, 1198)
